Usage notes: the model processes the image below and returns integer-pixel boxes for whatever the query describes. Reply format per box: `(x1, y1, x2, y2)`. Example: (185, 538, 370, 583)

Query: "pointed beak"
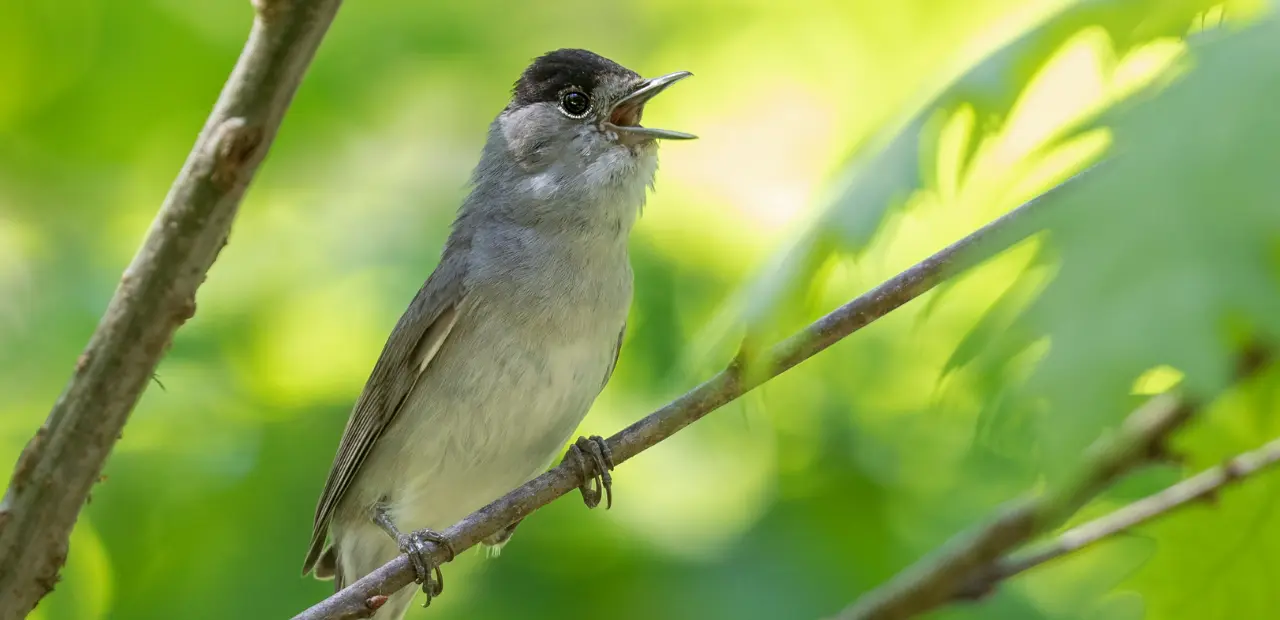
(605, 71, 697, 141)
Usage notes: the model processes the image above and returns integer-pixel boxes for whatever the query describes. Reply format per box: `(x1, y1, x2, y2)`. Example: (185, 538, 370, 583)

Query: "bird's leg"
(372, 505, 456, 607)
(561, 435, 615, 509)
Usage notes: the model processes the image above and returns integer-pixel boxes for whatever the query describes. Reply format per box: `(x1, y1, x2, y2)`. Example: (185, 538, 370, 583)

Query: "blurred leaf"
(736, 0, 1225, 352)
(942, 247, 1052, 376)
(1019, 16, 1280, 474)
(1122, 370, 1280, 618)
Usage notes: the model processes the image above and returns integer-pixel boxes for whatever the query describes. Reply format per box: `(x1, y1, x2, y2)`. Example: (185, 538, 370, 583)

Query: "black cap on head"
(511, 49, 639, 108)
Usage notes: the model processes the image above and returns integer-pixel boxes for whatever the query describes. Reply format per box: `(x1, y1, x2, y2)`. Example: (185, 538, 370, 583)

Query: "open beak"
(605, 71, 697, 141)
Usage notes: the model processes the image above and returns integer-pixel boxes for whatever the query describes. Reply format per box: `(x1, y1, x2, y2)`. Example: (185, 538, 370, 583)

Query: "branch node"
(1235, 343, 1271, 378)
(954, 565, 1000, 601)
(365, 595, 388, 612)
(1144, 441, 1187, 468)
(210, 117, 264, 189)
(34, 565, 60, 593)
(175, 297, 198, 325)
(251, 0, 290, 22)
(8, 426, 48, 494)
(1222, 457, 1246, 481)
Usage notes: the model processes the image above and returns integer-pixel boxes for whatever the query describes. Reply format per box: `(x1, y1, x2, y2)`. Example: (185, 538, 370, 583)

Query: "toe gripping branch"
(373, 507, 457, 607)
(399, 529, 456, 607)
(371, 435, 613, 608)
(563, 435, 616, 509)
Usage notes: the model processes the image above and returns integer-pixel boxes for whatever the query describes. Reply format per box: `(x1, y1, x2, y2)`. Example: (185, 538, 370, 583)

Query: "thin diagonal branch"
(981, 432, 1280, 590)
(292, 172, 1084, 620)
(831, 350, 1271, 620)
(0, 2, 342, 617)
(830, 394, 1192, 620)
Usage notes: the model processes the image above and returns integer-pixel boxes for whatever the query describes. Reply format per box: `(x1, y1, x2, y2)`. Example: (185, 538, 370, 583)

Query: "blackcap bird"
(301, 49, 695, 618)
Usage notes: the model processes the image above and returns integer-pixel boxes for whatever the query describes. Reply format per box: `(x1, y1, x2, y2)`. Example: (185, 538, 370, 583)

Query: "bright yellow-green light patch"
(611, 418, 775, 560)
(935, 104, 978, 204)
(955, 28, 1180, 221)
(1219, 0, 1274, 22)
(0, 2, 104, 131)
(1009, 128, 1112, 203)
(999, 27, 1114, 170)
(918, 238, 1046, 357)
(1132, 365, 1186, 395)
(0, 214, 34, 329)
(1112, 39, 1187, 100)
(105, 138, 191, 267)
(639, 74, 845, 278)
(247, 272, 392, 406)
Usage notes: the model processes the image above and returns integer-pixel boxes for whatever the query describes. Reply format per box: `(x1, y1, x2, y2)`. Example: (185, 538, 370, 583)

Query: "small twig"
(831, 349, 1271, 620)
(830, 393, 1195, 620)
(0, 2, 343, 617)
(291, 172, 1082, 620)
(983, 433, 1280, 588)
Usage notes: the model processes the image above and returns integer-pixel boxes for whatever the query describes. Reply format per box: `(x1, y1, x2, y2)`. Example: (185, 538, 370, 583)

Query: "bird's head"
(474, 49, 694, 228)
(505, 48, 694, 152)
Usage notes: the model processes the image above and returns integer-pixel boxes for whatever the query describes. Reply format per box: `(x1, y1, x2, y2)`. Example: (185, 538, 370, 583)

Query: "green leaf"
(736, 0, 1225, 348)
(1021, 15, 1280, 473)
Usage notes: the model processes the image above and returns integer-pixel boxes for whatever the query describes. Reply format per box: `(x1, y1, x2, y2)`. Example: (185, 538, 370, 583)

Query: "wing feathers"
(301, 265, 466, 575)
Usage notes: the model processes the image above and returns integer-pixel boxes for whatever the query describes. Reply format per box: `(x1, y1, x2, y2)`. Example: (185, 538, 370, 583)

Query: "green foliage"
(1022, 18, 1280, 474)
(737, 0, 1230, 357)
(3, 1, 1280, 619)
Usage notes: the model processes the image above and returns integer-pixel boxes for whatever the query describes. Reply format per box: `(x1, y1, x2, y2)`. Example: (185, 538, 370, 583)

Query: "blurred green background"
(4, 0, 1280, 618)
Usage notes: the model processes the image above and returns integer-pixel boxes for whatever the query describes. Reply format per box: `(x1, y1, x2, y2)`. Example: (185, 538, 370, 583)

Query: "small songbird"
(301, 49, 695, 618)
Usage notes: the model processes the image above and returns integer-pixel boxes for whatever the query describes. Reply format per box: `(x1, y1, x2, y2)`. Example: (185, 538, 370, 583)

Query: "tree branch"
(977, 432, 1280, 592)
(0, 1, 342, 616)
(831, 349, 1271, 620)
(292, 173, 1082, 620)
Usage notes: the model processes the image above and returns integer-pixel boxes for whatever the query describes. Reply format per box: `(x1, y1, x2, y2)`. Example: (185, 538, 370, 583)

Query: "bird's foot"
(397, 528, 456, 607)
(562, 435, 615, 509)
(372, 506, 456, 607)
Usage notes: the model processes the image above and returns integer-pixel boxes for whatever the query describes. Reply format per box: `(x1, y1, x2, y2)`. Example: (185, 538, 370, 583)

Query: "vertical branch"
(0, 1, 343, 616)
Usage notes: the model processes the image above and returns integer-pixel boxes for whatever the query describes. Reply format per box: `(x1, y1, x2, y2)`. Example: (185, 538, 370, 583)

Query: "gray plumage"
(302, 49, 693, 619)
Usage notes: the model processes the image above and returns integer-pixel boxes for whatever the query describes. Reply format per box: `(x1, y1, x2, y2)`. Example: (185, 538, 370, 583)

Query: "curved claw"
(564, 435, 616, 509)
(397, 529, 455, 607)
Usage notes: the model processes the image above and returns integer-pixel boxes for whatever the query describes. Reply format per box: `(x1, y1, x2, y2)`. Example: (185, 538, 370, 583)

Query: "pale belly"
(352, 307, 620, 533)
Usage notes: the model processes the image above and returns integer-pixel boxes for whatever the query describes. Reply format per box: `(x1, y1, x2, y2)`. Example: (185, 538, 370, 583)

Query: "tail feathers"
(301, 528, 331, 577)
(314, 545, 338, 581)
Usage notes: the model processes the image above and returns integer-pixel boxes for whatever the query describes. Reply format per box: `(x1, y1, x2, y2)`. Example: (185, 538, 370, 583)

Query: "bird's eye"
(560, 91, 590, 117)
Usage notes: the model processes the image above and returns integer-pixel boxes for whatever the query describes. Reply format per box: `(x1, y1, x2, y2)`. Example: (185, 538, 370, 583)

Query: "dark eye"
(560, 91, 590, 117)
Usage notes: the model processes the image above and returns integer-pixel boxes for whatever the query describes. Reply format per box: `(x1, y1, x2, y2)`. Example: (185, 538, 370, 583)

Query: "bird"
(301, 48, 695, 618)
